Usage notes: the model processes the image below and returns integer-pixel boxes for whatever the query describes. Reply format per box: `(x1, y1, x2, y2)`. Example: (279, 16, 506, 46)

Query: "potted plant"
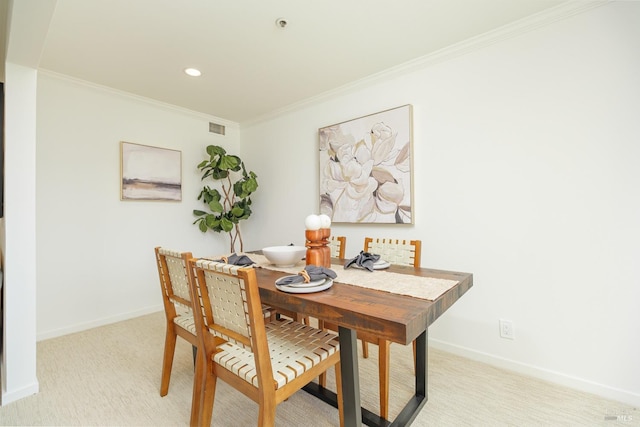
(193, 145, 258, 252)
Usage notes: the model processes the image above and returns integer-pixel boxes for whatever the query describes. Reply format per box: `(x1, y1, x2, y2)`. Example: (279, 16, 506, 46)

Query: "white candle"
(305, 214, 321, 230)
(319, 214, 331, 229)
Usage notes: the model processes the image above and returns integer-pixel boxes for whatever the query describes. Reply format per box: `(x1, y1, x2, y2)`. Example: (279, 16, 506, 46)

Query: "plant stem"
(236, 224, 244, 252)
(222, 175, 239, 252)
(228, 230, 235, 253)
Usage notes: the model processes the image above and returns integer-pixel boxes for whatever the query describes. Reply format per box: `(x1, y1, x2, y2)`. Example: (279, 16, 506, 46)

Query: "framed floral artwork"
(319, 104, 414, 224)
(120, 141, 182, 201)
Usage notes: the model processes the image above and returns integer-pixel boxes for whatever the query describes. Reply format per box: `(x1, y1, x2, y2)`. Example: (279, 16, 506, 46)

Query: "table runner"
(241, 253, 458, 301)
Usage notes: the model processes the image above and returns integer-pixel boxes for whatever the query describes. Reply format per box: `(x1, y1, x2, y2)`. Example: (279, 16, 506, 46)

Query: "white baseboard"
(1, 381, 39, 406)
(428, 338, 640, 408)
(36, 305, 163, 341)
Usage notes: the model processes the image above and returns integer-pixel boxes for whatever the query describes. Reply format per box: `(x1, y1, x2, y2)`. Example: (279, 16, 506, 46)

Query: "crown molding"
(37, 69, 240, 128)
(243, 0, 610, 129)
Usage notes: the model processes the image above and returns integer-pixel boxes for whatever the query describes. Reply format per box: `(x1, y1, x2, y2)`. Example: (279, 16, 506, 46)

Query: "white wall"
(1, 0, 57, 405)
(1, 62, 39, 405)
(35, 73, 241, 339)
(240, 2, 640, 406)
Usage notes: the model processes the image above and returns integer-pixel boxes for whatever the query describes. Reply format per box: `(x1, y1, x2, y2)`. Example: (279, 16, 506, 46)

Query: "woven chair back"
(189, 260, 257, 350)
(364, 237, 422, 268)
(156, 247, 192, 312)
(329, 236, 346, 259)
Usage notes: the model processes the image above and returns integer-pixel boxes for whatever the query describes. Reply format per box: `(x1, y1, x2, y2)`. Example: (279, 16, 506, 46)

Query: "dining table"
(250, 254, 473, 427)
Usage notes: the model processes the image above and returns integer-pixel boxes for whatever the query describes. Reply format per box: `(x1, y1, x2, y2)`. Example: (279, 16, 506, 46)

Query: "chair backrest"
(186, 259, 273, 384)
(329, 236, 346, 259)
(363, 237, 422, 268)
(155, 247, 193, 316)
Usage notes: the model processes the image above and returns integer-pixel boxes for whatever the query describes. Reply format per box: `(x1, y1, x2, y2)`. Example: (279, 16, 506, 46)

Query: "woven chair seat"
(260, 304, 274, 319)
(213, 318, 339, 389)
(173, 314, 197, 335)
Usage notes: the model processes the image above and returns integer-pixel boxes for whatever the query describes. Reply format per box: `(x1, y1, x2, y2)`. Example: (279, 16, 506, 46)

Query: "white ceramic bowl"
(262, 245, 306, 267)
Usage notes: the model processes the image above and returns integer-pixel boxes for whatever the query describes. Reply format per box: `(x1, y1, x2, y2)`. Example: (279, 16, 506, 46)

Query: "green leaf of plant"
(233, 180, 246, 198)
(205, 215, 221, 229)
(219, 155, 240, 171)
(206, 145, 225, 157)
(211, 169, 228, 180)
(220, 217, 234, 232)
(244, 177, 258, 194)
(208, 200, 223, 213)
(193, 210, 207, 216)
(231, 206, 244, 217)
(201, 170, 212, 180)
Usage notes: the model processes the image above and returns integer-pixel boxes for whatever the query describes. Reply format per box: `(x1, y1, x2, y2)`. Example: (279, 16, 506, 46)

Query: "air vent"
(209, 122, 226, 135)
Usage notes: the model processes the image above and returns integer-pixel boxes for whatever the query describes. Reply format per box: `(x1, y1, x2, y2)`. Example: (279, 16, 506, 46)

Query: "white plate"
(373, 260, 391, 270)
(275, 275, 325, 288)
(352, 259, 391, 270)
(275, 279, 333, 293)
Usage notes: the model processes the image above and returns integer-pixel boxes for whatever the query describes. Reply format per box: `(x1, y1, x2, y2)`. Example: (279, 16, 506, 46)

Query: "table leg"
(339, 326, 362, 427)
(192, 344, 197, 367)
(303, 329, 429, 427)
(390, 329, 428, 426)
(415, 329, 427, 400)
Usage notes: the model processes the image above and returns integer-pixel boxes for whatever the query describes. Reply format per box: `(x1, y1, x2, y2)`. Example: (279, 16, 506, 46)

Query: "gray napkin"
(213, 253, 255, 266)
(276, 266, 337, 285)
(344, 251, 380, 272)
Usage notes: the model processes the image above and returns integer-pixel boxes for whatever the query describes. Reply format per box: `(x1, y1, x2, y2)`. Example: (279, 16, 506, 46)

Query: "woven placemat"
(247, 253, 458, 301)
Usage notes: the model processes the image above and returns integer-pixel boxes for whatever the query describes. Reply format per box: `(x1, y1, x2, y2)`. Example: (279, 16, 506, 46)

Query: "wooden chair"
(186, 259, 344, 427)
(154, 247, 199, 397)
(155, 247, 275, 398)
(360, 237, 422, 419)
(364, 237, 421, 269)
(329, 235, 346, 259)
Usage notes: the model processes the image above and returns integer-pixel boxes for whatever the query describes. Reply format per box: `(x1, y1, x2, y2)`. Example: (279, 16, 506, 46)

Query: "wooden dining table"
(253, 259, 473, 427)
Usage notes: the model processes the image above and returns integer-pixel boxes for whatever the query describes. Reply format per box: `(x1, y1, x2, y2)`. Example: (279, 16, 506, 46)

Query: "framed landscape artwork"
(120, 141, 182, 201)
(318, 104, 414, 224)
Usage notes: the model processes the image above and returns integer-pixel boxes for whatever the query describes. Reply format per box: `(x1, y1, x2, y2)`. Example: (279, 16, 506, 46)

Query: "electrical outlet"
(499, 319, 515, 340)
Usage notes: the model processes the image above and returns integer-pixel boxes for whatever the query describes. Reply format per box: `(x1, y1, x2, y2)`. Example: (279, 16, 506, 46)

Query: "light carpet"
(0, 312, 636, 426)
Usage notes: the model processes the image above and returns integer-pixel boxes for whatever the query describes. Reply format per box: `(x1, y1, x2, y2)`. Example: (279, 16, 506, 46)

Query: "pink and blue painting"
(120, 141, 182, 201)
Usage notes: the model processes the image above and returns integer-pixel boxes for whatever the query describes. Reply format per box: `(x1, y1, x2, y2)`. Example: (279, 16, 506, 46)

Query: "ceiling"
(28, 0, 573, 124)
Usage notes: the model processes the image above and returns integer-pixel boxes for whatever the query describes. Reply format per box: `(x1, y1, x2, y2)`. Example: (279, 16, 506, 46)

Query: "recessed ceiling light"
(184, 68, 202, 77)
